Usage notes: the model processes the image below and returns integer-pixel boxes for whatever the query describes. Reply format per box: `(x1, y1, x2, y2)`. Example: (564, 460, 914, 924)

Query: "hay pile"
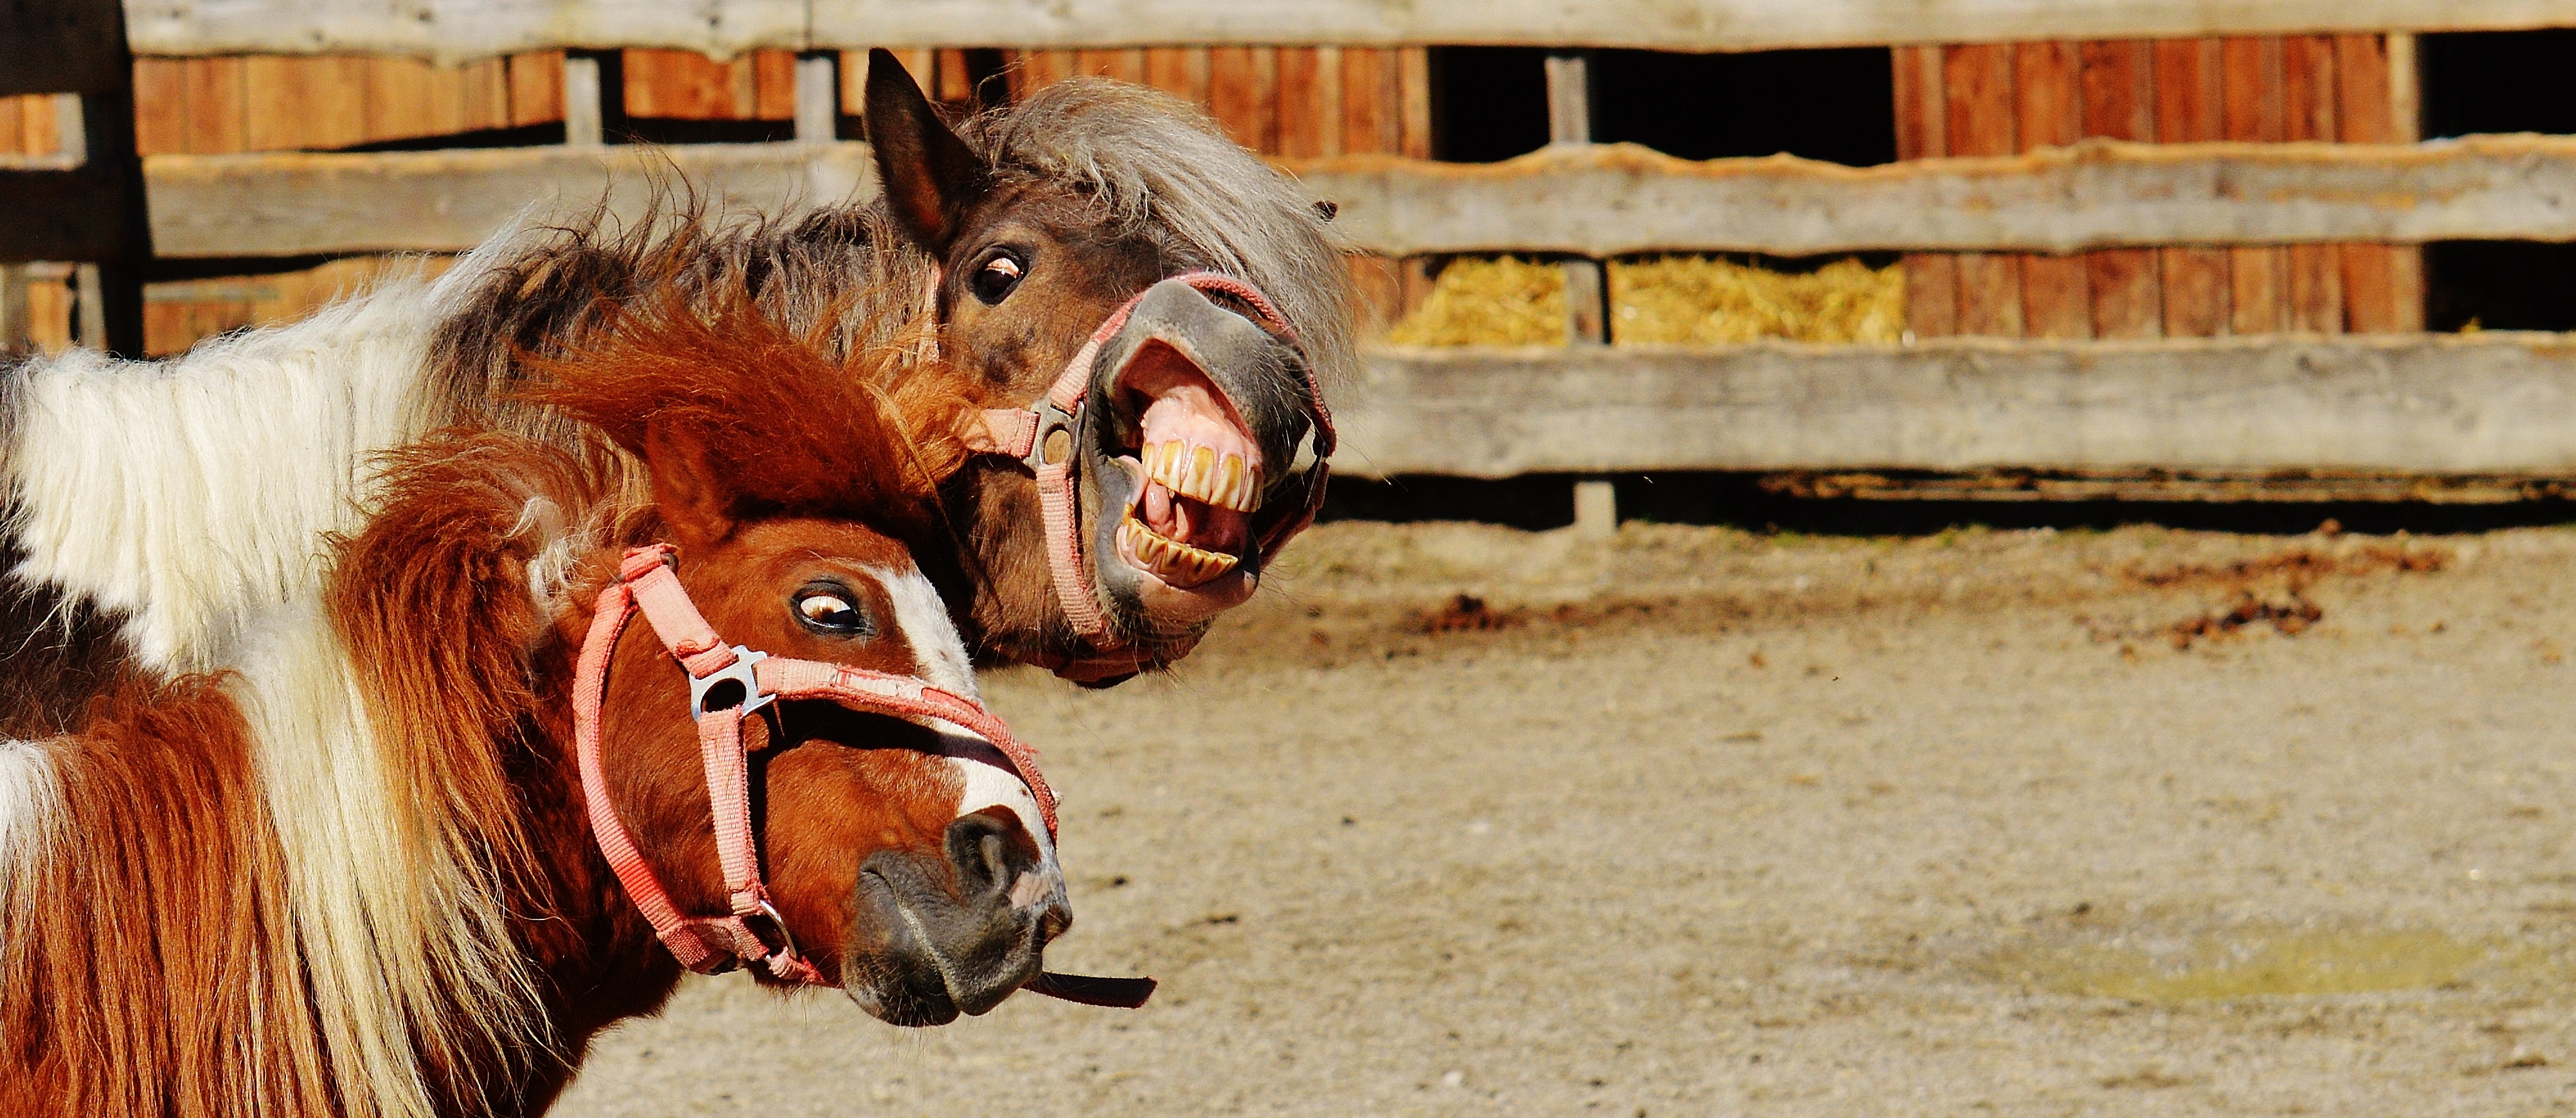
(1382, 256, 1568, 346)
(1613, 256, 1903, 345)
(1379, 254, 1905, 346)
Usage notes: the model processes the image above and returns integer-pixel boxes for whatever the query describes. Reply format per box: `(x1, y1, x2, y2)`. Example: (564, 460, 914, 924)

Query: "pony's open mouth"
(1114, 340, 1259, 590)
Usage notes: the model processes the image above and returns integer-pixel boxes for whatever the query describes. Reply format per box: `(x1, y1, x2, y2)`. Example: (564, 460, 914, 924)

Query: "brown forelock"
(328, 429, 632, 903)
(589, 517, 969, 986)
(1, 678, 335, 1117)
(517, 285, 977, 537)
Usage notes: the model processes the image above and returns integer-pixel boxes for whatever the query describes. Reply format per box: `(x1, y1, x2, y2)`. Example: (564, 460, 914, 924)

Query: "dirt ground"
(553, 518, 2576, 1117)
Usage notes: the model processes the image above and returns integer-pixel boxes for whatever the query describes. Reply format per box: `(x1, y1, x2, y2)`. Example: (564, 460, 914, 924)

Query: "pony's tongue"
(1120, 389, 1257, 588)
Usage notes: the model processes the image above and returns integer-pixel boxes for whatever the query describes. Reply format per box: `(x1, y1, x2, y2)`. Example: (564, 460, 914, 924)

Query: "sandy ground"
(553, 519, 2576, 1117)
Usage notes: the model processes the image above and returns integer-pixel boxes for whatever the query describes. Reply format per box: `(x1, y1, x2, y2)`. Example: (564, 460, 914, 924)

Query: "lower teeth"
(1120, 516, 1239, 586)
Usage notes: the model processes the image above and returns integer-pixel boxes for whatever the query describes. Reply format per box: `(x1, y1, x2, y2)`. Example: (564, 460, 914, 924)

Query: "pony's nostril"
(979, 833, 1008, 891)
(943, 810, 1039, 903)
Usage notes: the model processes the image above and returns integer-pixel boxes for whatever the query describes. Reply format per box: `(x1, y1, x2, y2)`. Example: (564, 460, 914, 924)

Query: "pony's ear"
(864, 47, 988, 255)
(641, 421, 737, 551)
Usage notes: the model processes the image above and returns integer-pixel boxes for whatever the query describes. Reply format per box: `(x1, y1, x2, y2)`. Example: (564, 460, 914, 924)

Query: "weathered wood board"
(1341, 335, 2576, 477)
(118, 0, 2576, 59)
(1288, 136, 2576, 258)
(143, 141, 876, 257)
(137, 134, 2576, 260)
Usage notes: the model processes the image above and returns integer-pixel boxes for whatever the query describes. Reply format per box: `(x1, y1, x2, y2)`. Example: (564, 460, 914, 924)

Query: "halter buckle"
(1021, 396, 1079, 472)
(688, 646, 774, 721)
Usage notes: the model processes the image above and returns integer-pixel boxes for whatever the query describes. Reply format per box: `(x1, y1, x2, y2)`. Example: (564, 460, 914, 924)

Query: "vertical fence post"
(563, 54, 605, 146)
(1546, 50, 1616, 535)
(794, 53, 837, 142)
(1544, 50, 1607, 347)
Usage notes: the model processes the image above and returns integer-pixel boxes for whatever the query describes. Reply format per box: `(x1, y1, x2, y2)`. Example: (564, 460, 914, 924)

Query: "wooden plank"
(1903, 254, 1960, 340)
(1945, 44, 2020, 337)
(2382, 32, 2427, 331)
(1344, 334, 2576, 478)
(2220, 35, 2285, 333)
(1, 0, 125, 97)
(130, 1, 2576, 60)
(2154, 37, 2229, 337)
(2014, 42, 2089, 339)
(1397, 47, 1429, 159)
(508, 51, 564, 125)
(1008, 49, 1076, 99)
(144, 142, 880, 258)
(1206, 46, 1277, 152)
(2333, 33, 2421, 333)
(1144, 47, 1210, 105)
(243, 57, 370, 151)
(132, 60, 190, 156)
(1893, 44, 1953, 338)
(1288, 135, 2576, 258)
(1341, 47, 1397, 155)
(1073, 48, 1147, 84)
(1276, 48, 1344, 159)
(623, 48, 749, 119)
(2079, 40, 2161, 339)
(362, 57, 468, 143)
(754, 49, 800, 119)
(459, 57, 511, 130)
(2282, 34, 2343, 333)
(931, 48, 970, 103)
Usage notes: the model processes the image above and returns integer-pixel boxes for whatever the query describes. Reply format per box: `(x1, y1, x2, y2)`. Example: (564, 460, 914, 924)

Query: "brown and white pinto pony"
(3, 299, 1086, 1117)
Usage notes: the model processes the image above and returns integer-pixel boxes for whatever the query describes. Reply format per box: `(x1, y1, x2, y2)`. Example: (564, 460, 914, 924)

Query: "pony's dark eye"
(971, 254, 1024, 305)
(792, 587, 873, 637)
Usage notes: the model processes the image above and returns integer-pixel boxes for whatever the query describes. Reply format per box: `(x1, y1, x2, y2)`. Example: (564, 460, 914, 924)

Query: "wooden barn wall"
(121, 54, 566, 354)
(1894, 34, 2426, 340)
(123, 46, 1427, 356)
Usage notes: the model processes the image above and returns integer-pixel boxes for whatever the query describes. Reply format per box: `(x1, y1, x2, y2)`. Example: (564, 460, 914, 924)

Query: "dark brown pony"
(433, 52, 1350, 684)
(1, 299, 1083, 1117)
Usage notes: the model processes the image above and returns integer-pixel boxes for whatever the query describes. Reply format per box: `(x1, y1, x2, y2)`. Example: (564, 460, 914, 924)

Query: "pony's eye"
(971, 254, 1024, 306)
(792, 588, 872, 637)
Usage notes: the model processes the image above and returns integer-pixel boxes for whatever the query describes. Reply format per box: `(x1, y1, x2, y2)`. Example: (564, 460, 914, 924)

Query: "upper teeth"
(1143, 439, 1260, 512)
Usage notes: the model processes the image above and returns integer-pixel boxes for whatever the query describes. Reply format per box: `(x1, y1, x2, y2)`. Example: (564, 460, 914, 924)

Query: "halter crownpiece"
(573, 543, 1154, 1007)
(956, 271, 1337, 680)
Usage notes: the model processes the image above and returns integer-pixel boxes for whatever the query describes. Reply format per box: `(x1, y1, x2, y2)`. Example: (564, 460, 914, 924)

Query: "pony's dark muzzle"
(1077, 279, 1318, 644)
(848, 810, 1068, 1025)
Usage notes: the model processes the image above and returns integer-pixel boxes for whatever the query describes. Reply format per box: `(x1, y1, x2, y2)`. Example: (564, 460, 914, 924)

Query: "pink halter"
(954, 272, 1337, 677)
(573, 544, 1150, 1006)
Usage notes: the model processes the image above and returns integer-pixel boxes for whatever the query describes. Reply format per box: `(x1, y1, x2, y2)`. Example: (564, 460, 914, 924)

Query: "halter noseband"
(573, 543, 1152, 1007)
(953, 271, 1337, 679)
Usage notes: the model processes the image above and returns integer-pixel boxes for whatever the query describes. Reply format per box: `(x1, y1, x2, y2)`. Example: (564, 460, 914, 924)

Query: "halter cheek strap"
(575, 544, 1149, 1006)
(949, 271, 1338, 673)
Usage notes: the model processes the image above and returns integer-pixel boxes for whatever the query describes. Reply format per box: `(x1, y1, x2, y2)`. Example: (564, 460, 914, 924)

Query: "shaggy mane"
(517, 288, 972, 535)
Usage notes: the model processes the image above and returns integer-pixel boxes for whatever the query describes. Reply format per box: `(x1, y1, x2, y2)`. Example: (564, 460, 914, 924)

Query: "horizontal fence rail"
(119, 0, 2576, 59)
(1292, 136, 2576, 257)
(1339, 334, 2576, 478)
(145, 142, 876, 257)
(141, 135, 2576, 259)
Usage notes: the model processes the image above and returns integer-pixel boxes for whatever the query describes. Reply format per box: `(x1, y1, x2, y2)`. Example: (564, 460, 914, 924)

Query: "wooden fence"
(15, 1, 2576, 494)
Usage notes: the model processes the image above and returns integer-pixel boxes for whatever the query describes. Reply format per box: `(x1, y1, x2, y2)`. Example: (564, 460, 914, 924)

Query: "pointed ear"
(864, 47, 989, 255)
(641, 422, 737, 551)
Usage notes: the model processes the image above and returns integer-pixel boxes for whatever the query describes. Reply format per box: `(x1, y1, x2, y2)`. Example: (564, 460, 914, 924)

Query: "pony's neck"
(491, 698, 690, 1114)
